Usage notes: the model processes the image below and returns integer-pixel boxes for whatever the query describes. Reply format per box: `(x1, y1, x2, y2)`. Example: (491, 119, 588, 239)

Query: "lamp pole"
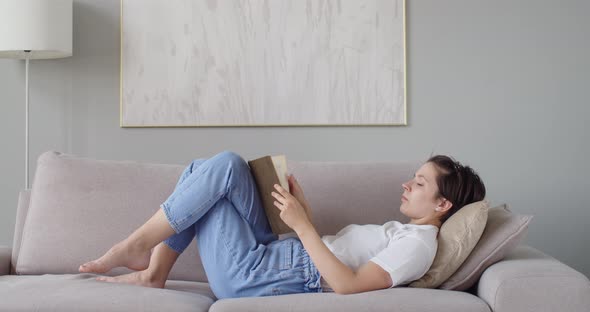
(25, 50, 30, 189)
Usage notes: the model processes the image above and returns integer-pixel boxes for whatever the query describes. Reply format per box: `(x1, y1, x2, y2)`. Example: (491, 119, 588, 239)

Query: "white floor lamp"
(0, 0, 73, 189)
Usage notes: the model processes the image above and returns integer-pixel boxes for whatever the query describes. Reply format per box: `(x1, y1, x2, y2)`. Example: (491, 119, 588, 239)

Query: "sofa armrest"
(477, 244, 590, 312)
(0, 245, 11, 276)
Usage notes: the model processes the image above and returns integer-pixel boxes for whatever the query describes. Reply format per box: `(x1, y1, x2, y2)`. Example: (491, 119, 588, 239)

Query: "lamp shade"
(0, 0, 72, 59)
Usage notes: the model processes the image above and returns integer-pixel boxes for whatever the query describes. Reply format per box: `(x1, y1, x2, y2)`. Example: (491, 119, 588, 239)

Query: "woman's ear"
(440, 198, 453, 212)
(434, 198, 450, 211)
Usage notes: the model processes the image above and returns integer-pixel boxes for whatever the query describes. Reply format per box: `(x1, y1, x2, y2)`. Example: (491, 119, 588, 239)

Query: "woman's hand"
(287, 174, 313, 223)
(286, 174, 312, 221)
(272, 182, 312, 234)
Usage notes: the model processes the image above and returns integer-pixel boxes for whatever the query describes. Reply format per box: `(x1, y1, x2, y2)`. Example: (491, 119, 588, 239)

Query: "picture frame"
(120, 0, 407, 127)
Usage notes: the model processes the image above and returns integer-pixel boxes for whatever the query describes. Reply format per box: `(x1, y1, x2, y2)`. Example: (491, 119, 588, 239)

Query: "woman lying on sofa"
(78, 151, 486, 299)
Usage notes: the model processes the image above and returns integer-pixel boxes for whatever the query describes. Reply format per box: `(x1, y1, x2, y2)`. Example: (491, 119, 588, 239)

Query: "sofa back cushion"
(16, 151, 420, 282)
(285, 159, 417, 237)
(16, 151, 209, 281)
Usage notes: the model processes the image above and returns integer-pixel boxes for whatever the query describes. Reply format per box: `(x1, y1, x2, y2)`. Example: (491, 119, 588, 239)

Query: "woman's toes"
(79, 261, 107, 273)
(93, 271, 165, 288)
(96, 276, 116, 283)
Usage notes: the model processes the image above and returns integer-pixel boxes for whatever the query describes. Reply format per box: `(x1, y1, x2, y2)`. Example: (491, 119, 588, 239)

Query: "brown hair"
(426, 155, 486, 223)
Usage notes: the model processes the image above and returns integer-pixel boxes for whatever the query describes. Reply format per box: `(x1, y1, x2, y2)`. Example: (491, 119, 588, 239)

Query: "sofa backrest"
(14, 151, 420, 282)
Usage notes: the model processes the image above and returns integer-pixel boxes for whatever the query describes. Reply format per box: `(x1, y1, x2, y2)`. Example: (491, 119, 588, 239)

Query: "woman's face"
(400, 162, 446, 220)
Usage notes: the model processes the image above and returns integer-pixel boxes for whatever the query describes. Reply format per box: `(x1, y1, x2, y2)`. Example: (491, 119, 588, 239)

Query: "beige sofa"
(1, 151, 589, 312)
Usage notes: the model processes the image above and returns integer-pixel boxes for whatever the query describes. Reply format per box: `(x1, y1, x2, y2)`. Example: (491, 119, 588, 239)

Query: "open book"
(248, 155, 307, 234)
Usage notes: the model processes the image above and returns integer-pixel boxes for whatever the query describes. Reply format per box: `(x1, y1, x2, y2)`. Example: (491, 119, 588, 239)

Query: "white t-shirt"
(319, 220, 438, 292)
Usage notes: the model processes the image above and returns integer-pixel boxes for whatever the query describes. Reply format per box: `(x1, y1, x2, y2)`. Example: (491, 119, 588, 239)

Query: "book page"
(271, 155, 290, 193)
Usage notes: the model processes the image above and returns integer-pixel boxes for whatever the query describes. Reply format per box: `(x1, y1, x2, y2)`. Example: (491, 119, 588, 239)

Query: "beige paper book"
(247, 155, 299, 234)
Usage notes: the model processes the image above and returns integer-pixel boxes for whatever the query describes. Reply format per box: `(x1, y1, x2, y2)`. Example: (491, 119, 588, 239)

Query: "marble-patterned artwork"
(120, 0, 406, 127)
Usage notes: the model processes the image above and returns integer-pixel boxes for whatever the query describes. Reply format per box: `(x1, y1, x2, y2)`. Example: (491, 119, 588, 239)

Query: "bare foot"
(95, 270, 165, 289)
(78, 240, 152, 274)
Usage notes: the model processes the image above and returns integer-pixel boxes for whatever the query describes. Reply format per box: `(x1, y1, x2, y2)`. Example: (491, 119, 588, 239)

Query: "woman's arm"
(296, 223, 355, 293)
(296, 223, 392, 294)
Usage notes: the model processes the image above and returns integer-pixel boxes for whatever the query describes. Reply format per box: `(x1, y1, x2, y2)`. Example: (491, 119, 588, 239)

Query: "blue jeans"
(160, 150, 322, 299)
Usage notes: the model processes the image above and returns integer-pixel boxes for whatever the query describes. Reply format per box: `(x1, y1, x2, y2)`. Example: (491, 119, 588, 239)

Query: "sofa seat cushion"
(209, 287, 491, 312)
(0, 273, 216, 312)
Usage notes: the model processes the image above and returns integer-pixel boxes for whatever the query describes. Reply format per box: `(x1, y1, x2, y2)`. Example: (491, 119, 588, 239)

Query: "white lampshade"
(0, 0, 73, 59)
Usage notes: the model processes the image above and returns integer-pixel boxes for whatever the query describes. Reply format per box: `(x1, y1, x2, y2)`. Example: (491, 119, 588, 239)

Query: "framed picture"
(120, 0, 406, 127)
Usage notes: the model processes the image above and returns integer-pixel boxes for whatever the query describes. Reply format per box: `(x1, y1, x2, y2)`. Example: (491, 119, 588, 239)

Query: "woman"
(78, 150, 486, 298)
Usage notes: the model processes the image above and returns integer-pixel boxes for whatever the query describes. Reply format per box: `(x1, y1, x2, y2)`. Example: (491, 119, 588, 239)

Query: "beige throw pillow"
(408, 199, 489, 289)
(438, 203, 533, 290)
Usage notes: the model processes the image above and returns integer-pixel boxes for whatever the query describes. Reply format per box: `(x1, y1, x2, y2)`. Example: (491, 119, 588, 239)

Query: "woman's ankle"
(145, 267, 169, 283)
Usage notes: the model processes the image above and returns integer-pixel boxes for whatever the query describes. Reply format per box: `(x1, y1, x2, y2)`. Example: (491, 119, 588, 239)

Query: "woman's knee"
(188, 158, 207, 171)
(216, 150, 248, 170)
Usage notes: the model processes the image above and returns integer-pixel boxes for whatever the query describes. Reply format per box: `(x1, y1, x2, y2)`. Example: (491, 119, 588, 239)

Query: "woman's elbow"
(333, 285, 357, 295)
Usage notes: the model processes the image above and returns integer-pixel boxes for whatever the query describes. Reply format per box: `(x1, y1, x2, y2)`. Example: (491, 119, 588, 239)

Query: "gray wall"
(1, 0, 588, 278)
